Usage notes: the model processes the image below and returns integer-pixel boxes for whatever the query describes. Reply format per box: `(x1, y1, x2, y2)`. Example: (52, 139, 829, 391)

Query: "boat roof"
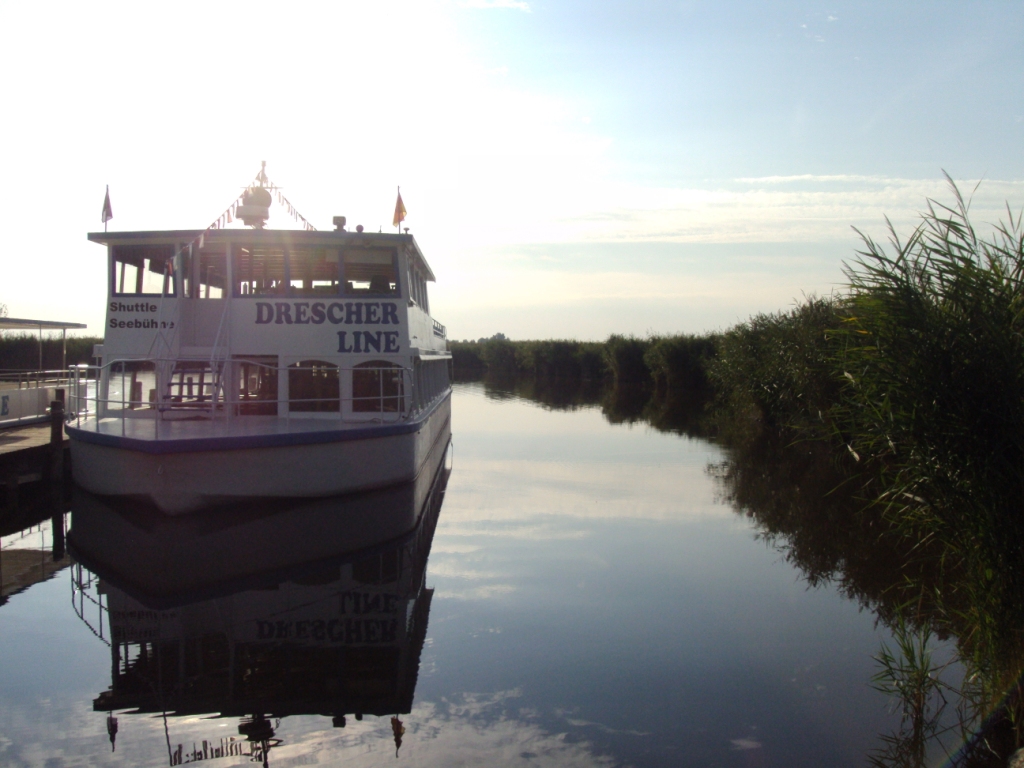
(88, 229, 437, 282)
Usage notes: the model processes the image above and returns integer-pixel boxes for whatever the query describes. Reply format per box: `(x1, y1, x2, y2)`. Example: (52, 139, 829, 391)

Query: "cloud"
(3, 692, 622, 768)
(459, 0, 531, 9)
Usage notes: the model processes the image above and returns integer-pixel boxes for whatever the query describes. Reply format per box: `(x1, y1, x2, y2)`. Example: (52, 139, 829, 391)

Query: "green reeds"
(706, 296, 842, 438)
(834, 181, 1024, 643)
(0, 334, 102, 370)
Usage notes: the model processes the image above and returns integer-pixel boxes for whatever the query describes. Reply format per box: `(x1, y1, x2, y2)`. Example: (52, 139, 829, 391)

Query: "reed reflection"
(66, 444, 450, 766)
(483, 372, 1024, 767)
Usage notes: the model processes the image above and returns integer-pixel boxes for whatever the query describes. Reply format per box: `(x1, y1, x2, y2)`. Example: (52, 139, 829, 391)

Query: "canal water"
(0, 382, 913, 767)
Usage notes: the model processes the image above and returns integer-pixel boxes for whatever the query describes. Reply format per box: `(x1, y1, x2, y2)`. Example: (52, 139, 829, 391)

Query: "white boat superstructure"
(67, 182, 451, 513)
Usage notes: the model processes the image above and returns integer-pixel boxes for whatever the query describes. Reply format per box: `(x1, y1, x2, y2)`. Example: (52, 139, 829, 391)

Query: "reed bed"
(0, 334, 102, 370)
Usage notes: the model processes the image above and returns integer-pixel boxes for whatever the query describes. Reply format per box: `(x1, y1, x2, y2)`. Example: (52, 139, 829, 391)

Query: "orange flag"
(393, 187, 407, 228)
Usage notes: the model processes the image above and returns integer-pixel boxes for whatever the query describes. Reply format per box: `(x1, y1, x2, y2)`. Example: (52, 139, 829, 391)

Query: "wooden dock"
(0, 413, 69, 510)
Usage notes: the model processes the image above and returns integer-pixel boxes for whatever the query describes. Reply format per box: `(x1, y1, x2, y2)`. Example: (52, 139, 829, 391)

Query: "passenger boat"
(66, 174, 451, 514)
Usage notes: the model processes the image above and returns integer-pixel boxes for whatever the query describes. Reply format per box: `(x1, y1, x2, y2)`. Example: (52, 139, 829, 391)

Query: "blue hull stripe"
(67, 396, 448, 456)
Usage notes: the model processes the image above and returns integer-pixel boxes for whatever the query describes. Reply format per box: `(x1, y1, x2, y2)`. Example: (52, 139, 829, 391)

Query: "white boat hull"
(68, 395, 450, 514)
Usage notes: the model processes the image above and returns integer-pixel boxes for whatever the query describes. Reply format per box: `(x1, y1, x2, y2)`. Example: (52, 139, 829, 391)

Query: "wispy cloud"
(459, 0, 531, 10)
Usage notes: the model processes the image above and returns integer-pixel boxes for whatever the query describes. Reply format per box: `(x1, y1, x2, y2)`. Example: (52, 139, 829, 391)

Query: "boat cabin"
(86, 228, 449, 422)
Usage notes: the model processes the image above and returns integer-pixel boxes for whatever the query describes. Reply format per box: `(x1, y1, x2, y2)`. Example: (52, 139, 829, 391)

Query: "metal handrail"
(0, 369, 76, 389)
(65, 358, 450, 436)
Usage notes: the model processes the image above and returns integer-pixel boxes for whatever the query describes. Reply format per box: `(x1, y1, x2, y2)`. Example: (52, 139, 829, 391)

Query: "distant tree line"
(0, 335, 103, 370)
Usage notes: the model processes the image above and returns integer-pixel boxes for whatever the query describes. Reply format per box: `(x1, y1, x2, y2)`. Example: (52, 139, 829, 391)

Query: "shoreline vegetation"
(0, 336, 100, 370)
(452, 184, 1024, 766)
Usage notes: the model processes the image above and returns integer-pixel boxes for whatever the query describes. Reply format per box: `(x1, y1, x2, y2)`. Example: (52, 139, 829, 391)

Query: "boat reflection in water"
(66, 440, 450, 766)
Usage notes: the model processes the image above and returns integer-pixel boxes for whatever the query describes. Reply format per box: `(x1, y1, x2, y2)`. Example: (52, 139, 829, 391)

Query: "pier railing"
(65, 357, 450, 437)
(0, 369, 78, 428)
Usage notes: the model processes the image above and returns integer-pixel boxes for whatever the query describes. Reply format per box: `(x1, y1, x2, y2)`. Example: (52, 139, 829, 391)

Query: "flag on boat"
(101, 185, 113, 224)
(393, 187, 406, 228)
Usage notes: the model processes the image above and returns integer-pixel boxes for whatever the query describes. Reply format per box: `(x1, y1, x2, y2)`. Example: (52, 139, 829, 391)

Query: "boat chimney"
(333, 216, 347, 231)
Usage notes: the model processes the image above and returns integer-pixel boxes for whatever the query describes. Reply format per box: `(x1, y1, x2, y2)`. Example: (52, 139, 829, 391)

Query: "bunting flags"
(270, 187, 316, 231)
(144, 165, 321, 284)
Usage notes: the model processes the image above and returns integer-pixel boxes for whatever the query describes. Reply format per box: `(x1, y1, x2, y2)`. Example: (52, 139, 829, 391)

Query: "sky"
(1, 0, 1022, 341)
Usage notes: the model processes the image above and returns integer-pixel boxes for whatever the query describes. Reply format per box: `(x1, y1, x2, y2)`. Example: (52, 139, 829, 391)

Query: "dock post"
(3, 467, 16, 513)
(51, 511, 66, 561)
(49, 400, 65, 489)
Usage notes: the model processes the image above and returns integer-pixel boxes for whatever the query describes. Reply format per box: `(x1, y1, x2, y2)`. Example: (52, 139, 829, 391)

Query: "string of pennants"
(270, 186, 317, 232)
(176, 166, 317, 259)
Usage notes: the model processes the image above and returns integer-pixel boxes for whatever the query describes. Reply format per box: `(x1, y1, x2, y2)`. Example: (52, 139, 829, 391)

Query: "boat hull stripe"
(66, 398, 446, 455)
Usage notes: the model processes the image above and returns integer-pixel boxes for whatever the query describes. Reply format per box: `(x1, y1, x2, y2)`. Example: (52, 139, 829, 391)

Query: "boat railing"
(71, 562, 110, 647)
(65, 358, 447, 436)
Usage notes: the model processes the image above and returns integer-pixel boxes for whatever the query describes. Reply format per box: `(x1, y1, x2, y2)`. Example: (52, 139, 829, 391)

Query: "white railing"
(66, 358, 449, 437)
(0, 368, 79, 428)
(71, 562, 110, 647)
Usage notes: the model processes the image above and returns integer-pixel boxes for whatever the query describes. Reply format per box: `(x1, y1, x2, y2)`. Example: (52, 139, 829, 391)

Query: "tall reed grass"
(0, 335, 102, 370)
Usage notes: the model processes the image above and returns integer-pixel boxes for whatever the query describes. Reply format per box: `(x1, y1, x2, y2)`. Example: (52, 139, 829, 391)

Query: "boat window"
(235, 356, 278, 415)
(408, 268, 428, 312)
(105, 360, 157, 413)
(352, 361, 405, 413)
(197, 250, 226, 299)
(234, 247, 287, 297)
(178, 245, 192, 298)
(289, 360, 340, 412)
(289, 249, 340, 297)
(112, 245, 177, 297)
(413, 358, 450, 410)
(343, 248, 398, 296)
(164, 361, 224, 410)
(408, 269, 420, 306)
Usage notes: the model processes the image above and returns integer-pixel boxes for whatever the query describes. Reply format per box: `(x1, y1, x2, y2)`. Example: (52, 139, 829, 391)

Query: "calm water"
(0, 382, 910, 767)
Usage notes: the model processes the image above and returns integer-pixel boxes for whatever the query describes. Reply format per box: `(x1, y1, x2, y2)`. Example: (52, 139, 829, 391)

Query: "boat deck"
(63, 400, 448, 454)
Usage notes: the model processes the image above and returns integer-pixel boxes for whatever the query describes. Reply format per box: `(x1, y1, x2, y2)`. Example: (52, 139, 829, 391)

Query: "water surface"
(0, 383, 902, 767)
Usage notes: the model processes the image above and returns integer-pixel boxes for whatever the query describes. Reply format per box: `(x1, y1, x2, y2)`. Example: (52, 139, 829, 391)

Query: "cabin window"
(289, 360, 340, 412)
(163, 361, 224, 410)
(413, 358, 450, 410)
(352, 361, 405, 413)
(408, 268, 429, 312)
(289, 249, 340, 297)
(197, 250, 226, 299)
(234, 247, 287, 297)
(106, 360, 157, 413)
(235, 356, 278, 415)
(112, 245, 176, 296)
(178, 245, 192, 298)
(343, 248, 398, 296)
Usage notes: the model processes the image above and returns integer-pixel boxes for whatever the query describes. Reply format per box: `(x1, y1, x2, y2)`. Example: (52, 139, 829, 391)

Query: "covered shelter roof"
(0, 318, 87, 332)
(0, 318, 88, 372)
